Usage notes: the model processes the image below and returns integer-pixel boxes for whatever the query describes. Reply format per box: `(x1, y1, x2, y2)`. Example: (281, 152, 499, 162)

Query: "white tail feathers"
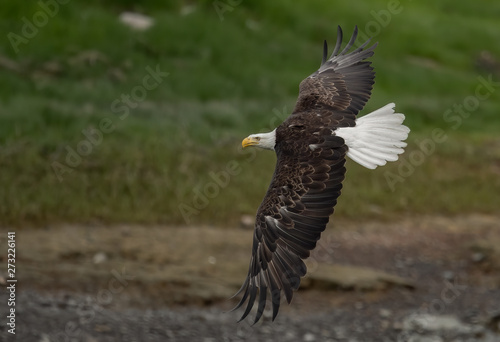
(335, 103, 410, 169)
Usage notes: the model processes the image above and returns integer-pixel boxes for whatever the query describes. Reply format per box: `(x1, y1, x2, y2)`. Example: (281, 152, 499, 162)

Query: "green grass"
(1, 0, 499, 226)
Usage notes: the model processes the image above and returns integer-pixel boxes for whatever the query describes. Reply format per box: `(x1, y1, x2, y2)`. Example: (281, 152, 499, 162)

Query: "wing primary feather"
(321, 40, 328, 66)
(271, 289, 281, 321)
(230, 277, 249, 301)
(253, 285, 267, 325)
(271, 254, 294, 302)
(268, 260, 284, 290)
(273, 252, 295, 303)
(267, 262, 282, 320)
(277, 244, 307, 278)
(231, 281, 250, 312)
(351, 37, 374, 54)
(238, 282, 258, 322)
(339, 25, 358, 55)
(331, 25, 343, 58)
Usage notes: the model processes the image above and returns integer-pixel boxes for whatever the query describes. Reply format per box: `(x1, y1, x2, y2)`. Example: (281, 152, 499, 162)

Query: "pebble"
(93, 252, 107, 264)
(303, 332, 316, 341)
(354, 301, 364, 310)
(332, 326, 347, 339)
(442, 270, 454, 280)
(240, 215, 254, 229)
(472, 252, 486, 262)
(379, 308, 392, 318)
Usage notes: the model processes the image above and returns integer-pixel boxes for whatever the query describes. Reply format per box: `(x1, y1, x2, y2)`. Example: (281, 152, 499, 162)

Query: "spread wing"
(293, 25, 377, 116)
(232, 26, 378, 323)
(232, 129, 347, 323)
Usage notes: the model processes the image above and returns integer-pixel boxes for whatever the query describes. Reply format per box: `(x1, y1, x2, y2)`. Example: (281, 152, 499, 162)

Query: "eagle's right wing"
(293, 26, 377, 116)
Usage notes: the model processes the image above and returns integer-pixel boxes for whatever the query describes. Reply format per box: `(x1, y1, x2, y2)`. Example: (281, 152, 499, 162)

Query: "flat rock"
(397, 313, 499, 342)
(403, 314, 473, 333)
(302, 263, 415, 291)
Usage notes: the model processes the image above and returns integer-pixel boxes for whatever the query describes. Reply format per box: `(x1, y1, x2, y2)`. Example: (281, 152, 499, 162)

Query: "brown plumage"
(233, 26, 384, 323)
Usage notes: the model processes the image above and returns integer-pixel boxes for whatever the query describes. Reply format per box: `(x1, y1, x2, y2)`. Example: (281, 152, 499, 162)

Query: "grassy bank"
(1, 0, 499, 226)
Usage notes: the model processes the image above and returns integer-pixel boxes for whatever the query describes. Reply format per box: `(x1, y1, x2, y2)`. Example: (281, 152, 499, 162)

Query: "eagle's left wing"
(231, 126, 348, 324)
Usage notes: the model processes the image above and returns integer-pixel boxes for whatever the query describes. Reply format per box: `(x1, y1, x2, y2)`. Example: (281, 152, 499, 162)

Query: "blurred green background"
(0, 0, 499, 227)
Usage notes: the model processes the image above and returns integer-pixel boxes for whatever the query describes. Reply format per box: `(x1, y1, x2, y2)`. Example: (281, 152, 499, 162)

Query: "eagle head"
(242, 129, 276, 150)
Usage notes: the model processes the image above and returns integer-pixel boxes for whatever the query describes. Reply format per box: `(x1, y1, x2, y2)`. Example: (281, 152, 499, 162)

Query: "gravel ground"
(1, 289, 499, 342)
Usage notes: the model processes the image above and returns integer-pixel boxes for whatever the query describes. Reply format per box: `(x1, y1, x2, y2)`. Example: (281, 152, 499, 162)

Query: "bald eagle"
(233, 26, 410, 323)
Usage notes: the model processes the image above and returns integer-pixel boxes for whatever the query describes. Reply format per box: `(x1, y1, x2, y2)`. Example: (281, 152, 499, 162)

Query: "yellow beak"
(242, 136, 259, 148)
